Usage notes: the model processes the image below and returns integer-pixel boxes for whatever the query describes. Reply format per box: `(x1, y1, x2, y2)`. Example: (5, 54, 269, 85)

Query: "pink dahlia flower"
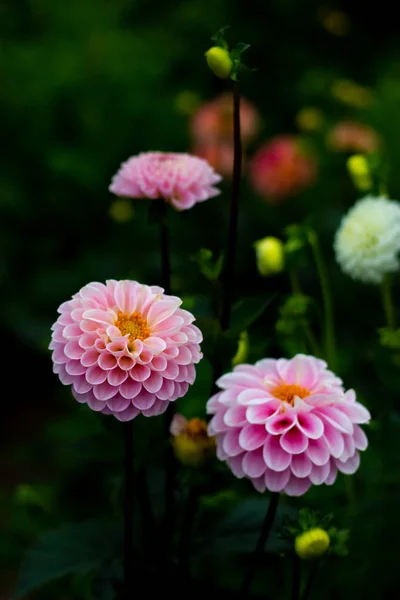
(249, 135, 317, 203)
(109, 152, 222, 211)
(207, 354, 370, 497)
(327, 121, 381, 154)
(50, 280, 203, 421)
(191, 93, 260, 146)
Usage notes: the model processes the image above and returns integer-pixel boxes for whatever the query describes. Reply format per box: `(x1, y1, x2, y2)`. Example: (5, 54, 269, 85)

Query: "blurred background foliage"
(1, 0, 400, 598)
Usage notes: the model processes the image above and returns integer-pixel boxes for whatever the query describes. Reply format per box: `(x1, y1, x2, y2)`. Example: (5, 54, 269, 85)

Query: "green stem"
(238, 492, 280, 597)
(301, 561, 319, 600)
(220, 79, 242, 332)
(292, 553, 301, 600)
(308, 230, 336, 370)
(302, 322, 322, 358)
(380, 274, 396, 329)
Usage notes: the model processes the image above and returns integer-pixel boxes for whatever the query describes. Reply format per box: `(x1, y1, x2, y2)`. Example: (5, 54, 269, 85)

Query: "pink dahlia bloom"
(249, 135, 317, 203)
(192, 141, 245, 178)
(50, 280, 203, 421)
(191, 93, 260, 146)
(109, 152, 222, 211)
(207, 354, 370, 497)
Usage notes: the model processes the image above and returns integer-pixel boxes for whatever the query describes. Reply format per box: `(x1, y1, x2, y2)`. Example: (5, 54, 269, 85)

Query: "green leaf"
(230, 294, 276, 337)
(193, 248, 224, 281)
(201, 498, 296, 555)
(210, 25, 230, 49)
(14, 519, 122, 598)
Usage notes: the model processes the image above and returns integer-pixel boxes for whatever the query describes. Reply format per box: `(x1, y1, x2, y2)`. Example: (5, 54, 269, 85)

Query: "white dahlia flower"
(334, 195, 400, 284)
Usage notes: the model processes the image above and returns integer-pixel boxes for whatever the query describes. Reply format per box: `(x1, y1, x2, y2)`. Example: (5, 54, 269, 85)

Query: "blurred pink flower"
(327, 121, 381, 153)
(109, 152, 222, 211)
(249, 135, 317, 203)
(50, 280, 203, 421)
(191, 93, 260, 146)
(207, 354, 370, 497)
(192, 141, 242, 178)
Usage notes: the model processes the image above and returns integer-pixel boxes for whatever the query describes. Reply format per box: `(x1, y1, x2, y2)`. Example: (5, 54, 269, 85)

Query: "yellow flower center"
(115, 311, 150, 347)
(272, 383, 310, 405)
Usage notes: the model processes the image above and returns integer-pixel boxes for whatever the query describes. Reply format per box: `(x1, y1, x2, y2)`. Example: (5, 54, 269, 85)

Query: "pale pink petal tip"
(50, 280, 203, 421)
(109, 151, 222, 212)
(206, 353, 370, 497)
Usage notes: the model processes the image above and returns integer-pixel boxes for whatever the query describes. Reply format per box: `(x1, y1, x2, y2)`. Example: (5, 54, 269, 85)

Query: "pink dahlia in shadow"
(207, 354, 370, 497)
(50, 280, 203, 421)
(109, 152, 222, 211)
(327, 121, 381, 153)
(249, 135, 317, 203)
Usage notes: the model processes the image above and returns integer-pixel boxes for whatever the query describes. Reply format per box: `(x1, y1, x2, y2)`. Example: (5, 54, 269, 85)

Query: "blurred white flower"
(334, 195, 400, 284)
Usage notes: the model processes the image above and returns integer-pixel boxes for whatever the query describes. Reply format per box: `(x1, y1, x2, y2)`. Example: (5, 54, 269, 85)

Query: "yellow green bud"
(295, 527, 330, 560)
(296, 107, 324, 132)
(205, 46, 233, 79)
(232, 331, 249, 367)
(347, 154, 372, 192)
(254, 236, 285, 277)
(109, 199, 135, 223)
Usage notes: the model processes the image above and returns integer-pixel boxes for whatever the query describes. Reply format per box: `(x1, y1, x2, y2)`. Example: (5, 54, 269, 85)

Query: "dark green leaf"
(14, 519, 122, 598)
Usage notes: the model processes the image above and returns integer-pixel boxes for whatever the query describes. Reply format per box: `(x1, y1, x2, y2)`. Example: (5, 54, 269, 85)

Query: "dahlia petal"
(117, 355, 135, 371)
(59, 367, 75, 385)
(290, 453, 312, 478)
(222, 429, 243, 456)
(322, 420, 345, 458)
(63, 324, 83, 338)
(239, 424, 267, 451)
(175, 346, 192, 365)
(264, 467, 291, 492)
(336, 451, 360, 474)
(86, 394, 107, 412)
(353, 425, 368, 451)
(242, 448, 267, 478)
(306, 437, 330, 465)
(226, 454, 245, 478)
(218, 389, 241, 406)
(252, 476, 267, 493)
(142, 399, 169, 417)
(265, 412, 296, 435)
(72, 376, 92, 394)
(85, 365, 108, 385)
(263, 435, 292, 471)
(317, 406, 354, 434)
(107, 368, 128, 386)
(113, 405, 141, 422)
(143, 372, 163, 394)
(142, 337, 166, 354)
(216, 435, 229, 460)
(82, 308, 116, 325)
(280, 427, 309, 454)
(236, 389, 270, 406)
(217, 372, 265, 390)
(223, 405, 248, 427)
(132, 391, 156, 410)
(283, 475, 312, 497)
(152, 315, 184, 335)
(325, 462, 338, 485)
(98, 353, 118, 370)
(162, 361, 179, 380)
(92, 381, 119, 401)
(278, 354, 319, 388)
(338, 401, 371, 424)
(51, 346, 69, 364)
(209, 410, 229, 435)
(246, 401, 280, 423)
(106, 395, 131, 412)
(296, 412, 324, 439)
(81, 348, 100, 367)
(119, 379, 142, 399)
(114, 280, 138, 314)
(156, 378, 175, 401)
(64, 341, 84, 360)
(150, 355, 168, 371)
(65, 360, 86, 376)
(79, 333, 97, 349)
(147, 299, 180, 326)
(309, 461, 331, 485)
(130, 365, 151, 381)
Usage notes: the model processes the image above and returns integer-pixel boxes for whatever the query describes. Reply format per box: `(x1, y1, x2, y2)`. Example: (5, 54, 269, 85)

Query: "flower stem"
(159, 200, 176, 561)
(292, 553, 301, 600)
(301, 561, 319, 600)
(238, 492, 280, 597)
(380, 274, 396, 329)
(220, 80, 242, 332)
(123, 421, 134, 600)
(308, 229, 336, 370)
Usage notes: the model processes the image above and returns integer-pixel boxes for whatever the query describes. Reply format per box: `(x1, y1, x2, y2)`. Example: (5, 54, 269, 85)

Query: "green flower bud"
(295, 527, 330, 560)
(254, 236, 285, 276)
(205, 46, 233, 79)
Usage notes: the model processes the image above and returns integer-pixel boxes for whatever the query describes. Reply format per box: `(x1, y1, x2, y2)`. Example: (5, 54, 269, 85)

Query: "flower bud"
(347, 154, 372, 192)
(254, 236, 285, 276)
(205, 46, 233, 79)
(170, 414, 215, 466)
(295, 527, 330, 560)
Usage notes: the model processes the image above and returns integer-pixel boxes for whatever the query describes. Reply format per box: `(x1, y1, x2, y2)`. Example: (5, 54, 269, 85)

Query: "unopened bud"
(205, 46, 233, 79)
(295, 528, 330, 560)
(347, 154, 372, 191)
(254, 236, 285, 276)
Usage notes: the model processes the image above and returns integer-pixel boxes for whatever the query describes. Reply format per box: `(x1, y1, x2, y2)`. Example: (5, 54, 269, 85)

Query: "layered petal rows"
(50, 280, 203, 421)
(109, 151, 222, 211)
(207, 354, 370, 496)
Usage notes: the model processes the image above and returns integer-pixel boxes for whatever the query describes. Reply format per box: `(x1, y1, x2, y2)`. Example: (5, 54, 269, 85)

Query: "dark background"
(1, 1, 400, 598)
